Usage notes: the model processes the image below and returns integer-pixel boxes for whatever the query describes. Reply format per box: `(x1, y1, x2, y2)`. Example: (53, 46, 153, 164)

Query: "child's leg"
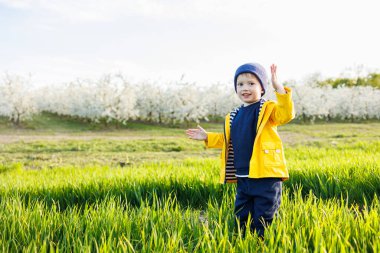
(252, 178, 282, 238)
(234, 178, 254, 236)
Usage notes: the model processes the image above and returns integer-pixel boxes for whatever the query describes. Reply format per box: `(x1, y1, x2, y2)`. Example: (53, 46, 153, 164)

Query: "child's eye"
(237, 83, 243, 86)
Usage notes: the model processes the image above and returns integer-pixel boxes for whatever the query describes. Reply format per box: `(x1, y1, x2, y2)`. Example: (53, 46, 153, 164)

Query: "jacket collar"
(229, 98, 266, 129)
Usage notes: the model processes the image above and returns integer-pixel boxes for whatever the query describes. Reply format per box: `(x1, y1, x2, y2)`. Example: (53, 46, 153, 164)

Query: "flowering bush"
(0, 74, 38, 125)
(1, 74, 379, 124)
(37, 74, 138, 124)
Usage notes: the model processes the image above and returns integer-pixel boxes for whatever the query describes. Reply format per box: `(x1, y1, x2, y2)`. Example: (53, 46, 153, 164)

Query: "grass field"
(0, 115, 379, 252)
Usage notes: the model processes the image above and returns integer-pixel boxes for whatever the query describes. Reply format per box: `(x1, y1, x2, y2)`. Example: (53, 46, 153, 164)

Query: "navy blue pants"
(234, 177, 282, 237)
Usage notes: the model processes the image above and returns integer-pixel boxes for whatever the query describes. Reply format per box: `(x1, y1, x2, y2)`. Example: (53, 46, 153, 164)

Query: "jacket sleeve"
(270, 86, 296, 126)
(204, 132, 224, 149)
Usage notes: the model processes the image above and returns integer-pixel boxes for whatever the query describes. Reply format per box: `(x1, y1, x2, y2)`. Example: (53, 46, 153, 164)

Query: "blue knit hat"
(234, 63, 268, 95)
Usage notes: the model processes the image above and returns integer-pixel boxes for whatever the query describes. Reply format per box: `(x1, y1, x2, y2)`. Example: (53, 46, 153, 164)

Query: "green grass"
(0, 112, 223, 135)
(0, 139, 205, 153)
(0, 118, 380, 252)
(279, 122, 380, 146)
(1, 164, 380, 253)
(0, 186, 379, 252)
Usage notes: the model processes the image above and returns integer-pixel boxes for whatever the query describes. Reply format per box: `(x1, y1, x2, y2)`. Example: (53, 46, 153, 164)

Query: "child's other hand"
(270, 64, 286, 94)
(185, 125, 207, 141)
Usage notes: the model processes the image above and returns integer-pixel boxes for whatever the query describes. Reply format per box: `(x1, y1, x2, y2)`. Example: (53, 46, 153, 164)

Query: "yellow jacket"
(205, 87, 295, 184)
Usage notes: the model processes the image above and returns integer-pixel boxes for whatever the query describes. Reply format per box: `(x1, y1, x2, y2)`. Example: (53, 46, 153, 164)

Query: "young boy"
(186, 63, 295, 237)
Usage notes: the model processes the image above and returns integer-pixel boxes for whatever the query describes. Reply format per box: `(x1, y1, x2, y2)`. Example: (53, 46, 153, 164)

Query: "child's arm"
(271, 64, 286, 94)
(185, 125, 224, 148)
(269, 64, 295, 125)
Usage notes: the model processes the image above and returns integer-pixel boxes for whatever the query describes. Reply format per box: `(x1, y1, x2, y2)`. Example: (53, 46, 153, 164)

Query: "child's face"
(236, 73, 263, 104)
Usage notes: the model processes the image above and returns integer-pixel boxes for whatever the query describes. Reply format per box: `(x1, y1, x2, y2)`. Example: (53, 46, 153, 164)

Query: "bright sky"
(1, 0, 380, 86)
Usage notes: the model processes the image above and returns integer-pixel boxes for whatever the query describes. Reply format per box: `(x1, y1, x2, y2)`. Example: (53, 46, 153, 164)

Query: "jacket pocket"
(261, 142, 284, 166)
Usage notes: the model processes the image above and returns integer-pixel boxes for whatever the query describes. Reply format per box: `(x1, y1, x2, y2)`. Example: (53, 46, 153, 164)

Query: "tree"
(38, 74, 138, 124)
(0, 73, 38, 125)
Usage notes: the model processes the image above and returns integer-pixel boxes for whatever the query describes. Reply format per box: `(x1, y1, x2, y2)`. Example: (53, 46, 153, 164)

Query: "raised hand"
(270, 64, 286, 94)
(185, 125, 207, 141)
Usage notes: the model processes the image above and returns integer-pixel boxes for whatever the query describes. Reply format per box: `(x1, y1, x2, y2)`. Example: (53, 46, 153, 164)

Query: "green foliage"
(318, 72, 380, 88)
(368, 73, 380, 88)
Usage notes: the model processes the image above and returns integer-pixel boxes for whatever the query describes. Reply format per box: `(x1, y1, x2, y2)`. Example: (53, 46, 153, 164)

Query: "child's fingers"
(186, 129, 200, 136)
(271, 64, 276, 74)
(186, 133, 197, 138)
(185, 131, 196, 138)
(186, 129, 201, 134)
(186, 133, 202, 140)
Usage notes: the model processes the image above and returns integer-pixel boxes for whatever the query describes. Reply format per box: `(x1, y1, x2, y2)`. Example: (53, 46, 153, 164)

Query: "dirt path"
(0, 132, 312, 146)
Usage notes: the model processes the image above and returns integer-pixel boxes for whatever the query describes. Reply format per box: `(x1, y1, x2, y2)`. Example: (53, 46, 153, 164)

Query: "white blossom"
(37, 74, 138, 124)
(3, 73, 379, 124)
(0, 73, 39, 124)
